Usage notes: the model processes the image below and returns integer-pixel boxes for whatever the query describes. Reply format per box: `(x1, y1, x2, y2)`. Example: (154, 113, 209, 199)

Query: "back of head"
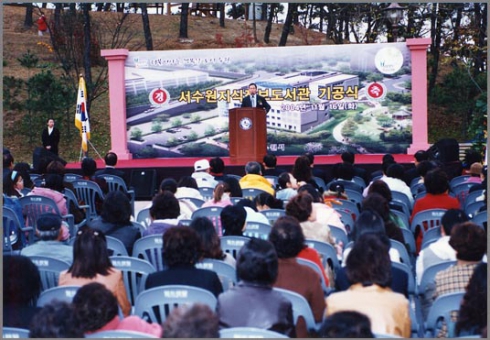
(3, 255, 42, 306)
(304, 152, 314, 165)
(160, 178, 178, 194)
(382, 153, 395, 164)
(416, 160, 439, 177)
(104, 152, 118, 166)
(346, 233, 392, 288)
(72, 282, 118, 332)
(449, 222, 487, 262)
(319, 311, 374, 338)
(361, 193, 390, 220)
(189, 216, 223, 259)
(424, 168, 449, 194)
(70, 226, 112, 278)
(163, 303, 219, 338)
(100, 191, 132, 226)
(209, 157, 225, 174)
(268, 215, 305, 258)
(222, 176, 243, 197)
(285, 192, 313, 222)
(386, 163, 405, 180)
(245, 161, 262, 175)
(341, 151, 355, 164)
(292, 155, 312, 181)
(464, 150, 483, 168)
(29, 301, 84, 338)
(81, 157, 97, 177)
(177, 176, 198, 189)
(414, 150, 429, 162)
(469, 162, 483, 177)
(44, 173, 64, 192)
(381, 160, 396, 175)
(254, 192, 283, 209)
(36, 212, 62, 241)
(46, 160, 66, 175)
(297, 183, 322, 202)
(3, 152, 14, 168)
(441, 209, 469, 235)
(221, 205, 247, 236)
(263, 154, 277, 168)
(353, 209, 387, 242)
(163, 226, 201, 266)
(367, 179, 392, 202)
(335, 162, 355, 180)
(13, 162, 33, 188)
(150, 191, 180, 220)
(278, 172, 291, 189)
(237, 238, 278, 285)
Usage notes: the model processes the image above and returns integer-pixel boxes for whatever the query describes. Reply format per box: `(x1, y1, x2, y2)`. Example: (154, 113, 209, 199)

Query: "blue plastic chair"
(260, 208, 286, 226)
(471, 211, 487, 229)
(220, 327, 289, 338)
(191, 206, 223, 236)
(304, 239, 340, 272)
(71, 179, 105, 221)
(27, 255, 71, 292)
(2, 327, 30, 338)
(220, 235, 250, 259)
(136, 207, 151, 229)
(134, 285, 217, 324)
(449, 175, 470, 189)
(36, 285, 81, 307)
(195, 258, 237, 291)
(296, 258, 330, 296)
(274, 287, 322, 333)
(96, 174, 136, 217)
(417, 261, 457, 299)
(410, 209, 447, 236)
(424, 292, 465, 338)
(3, 206, 34, 253)
(85, 330, 158, 338)
(110, 256, 156, 306)
(132, 235, 165, 271)
(242, 187, 270, 201)
(243, 221, 272, 239)
(329, 225, 348, 248)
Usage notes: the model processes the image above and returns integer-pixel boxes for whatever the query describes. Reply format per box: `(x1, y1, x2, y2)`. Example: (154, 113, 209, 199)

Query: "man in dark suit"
(241, 83, 271, 113)
(94, 152, 128, 184)
(41, 118, 60, 156)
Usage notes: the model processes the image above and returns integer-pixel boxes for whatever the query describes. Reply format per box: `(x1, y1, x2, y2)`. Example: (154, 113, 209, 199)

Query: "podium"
(228, 108, 267, 164)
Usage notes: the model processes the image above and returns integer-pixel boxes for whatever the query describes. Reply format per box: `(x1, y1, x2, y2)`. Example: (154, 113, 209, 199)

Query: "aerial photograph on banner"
(125, 42, 412, 158)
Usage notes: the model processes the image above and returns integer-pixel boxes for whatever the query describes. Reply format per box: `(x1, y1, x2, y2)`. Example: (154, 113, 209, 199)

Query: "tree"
(264, 3, 277, 43)
(24, 3, 33, 28)
(140, 3, 153, 50)
(82, 3, 93, 110)
(279, 3, 298, 46)
(218, 3, 225, 28)
(179, 3, 189, 39)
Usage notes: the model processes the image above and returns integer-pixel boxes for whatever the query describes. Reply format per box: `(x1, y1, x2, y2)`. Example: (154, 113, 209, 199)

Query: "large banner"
(125, 42, 412, 158)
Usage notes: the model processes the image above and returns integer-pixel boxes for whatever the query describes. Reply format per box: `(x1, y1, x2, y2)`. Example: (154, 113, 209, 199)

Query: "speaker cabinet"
(427, 138, 460, 163)
(130, 169, 158, 199)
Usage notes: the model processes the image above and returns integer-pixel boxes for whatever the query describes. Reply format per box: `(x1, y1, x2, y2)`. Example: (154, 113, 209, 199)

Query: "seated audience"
(29, 301, 84, 338)
(13, 162, 34, 190)
(367, 179, 406, 229)
(144, 191, 181, 237)
(235, 198, 270, 225)
(162, 303, 219, 338)
(239, 161, 275, 195)
(341, 151, 370, 185)
(337, 210, 409, 297)
(319, 311, 374, 338)
(201, 182, 233, 208)
(73, 282, 162, 336)
(415, 209, 469, 284)
(292, 155, 322, 192)
(269, 216, 326, 337)
(145, 226, 223, 297)
(190, 216, 236, 267)
(94, 151, 127, 184)
(3, 255, 42, 328)
(285, 191, 335, 245)
(58, 226, 131, 316)
(88, 191, 141, 254)
(159, 177, 197, 219)
(465, 162, 483, 183)
(81, 157, 108, 214)
(429, 223, 486, 311)
(217, 238, 295, 337)
(209, 156, 229, 181)
(403, 150, 429, 186)
(21, 213, 73, 263)
(454, 262, 487, 337)
(411, 168, 461, 252)
(175, 176, 203, 199)
(220, 205, 247, 236)
(192, 159, 218, 188)
(361, 193, 404, 244)
(4, 169, 25, 198)
(275, 172, 298, 201)
(326, 233, 411, 337)
(222, 176, 243, 198)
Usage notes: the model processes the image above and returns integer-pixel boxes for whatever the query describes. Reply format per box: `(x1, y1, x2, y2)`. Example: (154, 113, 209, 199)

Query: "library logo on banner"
(149, 88, 170, 107)
(374, 47, 404, 74)
(366, 82, 387, 101)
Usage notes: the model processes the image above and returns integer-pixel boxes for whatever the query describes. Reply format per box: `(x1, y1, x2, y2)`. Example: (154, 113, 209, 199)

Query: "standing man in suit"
(241, 83, 271, 113)
(41, 118, 60, 156)
(94, 152, 128, 184)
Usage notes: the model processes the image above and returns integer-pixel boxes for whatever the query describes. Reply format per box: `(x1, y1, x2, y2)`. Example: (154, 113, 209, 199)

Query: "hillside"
(2, 4, 327, 163)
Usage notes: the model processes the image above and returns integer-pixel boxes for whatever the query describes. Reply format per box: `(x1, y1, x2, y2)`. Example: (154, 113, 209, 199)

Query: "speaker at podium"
(228, 107, 267, 165)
